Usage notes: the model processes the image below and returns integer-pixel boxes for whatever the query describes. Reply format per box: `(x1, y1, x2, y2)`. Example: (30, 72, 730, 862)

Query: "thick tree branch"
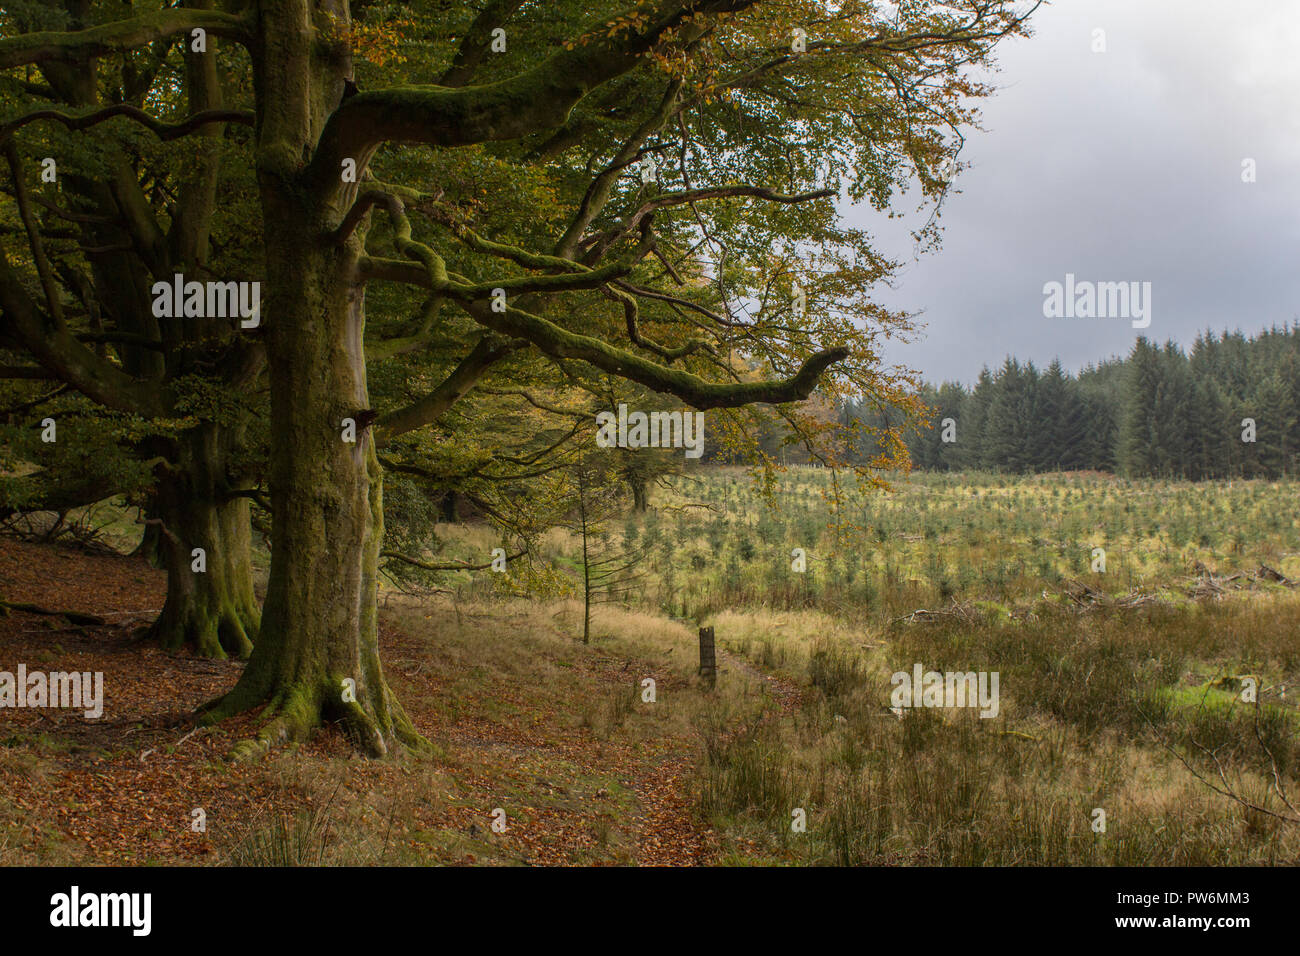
(0, 240, 162, 415)
(464, 299, 847, 409)
(307, 0, 757, 201)
(0, 9, 251, 70)
(0, 470, 120, 520)
(3, 141, 65, 331)
(438, 0, 528, 86)
(556, 78, 684, 259)
(367, 287, 452, 361)
(364, 192, 655, 298)
(373, 336, 518, 446)
(359, 211, 846, 407)
(168, 7, 232, 271)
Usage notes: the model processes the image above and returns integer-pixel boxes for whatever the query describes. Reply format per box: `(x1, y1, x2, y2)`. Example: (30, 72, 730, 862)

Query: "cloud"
(850, 0, 1300, 384)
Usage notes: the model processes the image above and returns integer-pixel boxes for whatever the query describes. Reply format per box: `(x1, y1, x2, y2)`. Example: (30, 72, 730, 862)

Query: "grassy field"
(3, 468, 1299, 865)
(430, 467, 1300, 864)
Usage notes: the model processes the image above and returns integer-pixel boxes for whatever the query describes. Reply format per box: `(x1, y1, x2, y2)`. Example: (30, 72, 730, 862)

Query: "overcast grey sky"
(855, 0, 1300, 386)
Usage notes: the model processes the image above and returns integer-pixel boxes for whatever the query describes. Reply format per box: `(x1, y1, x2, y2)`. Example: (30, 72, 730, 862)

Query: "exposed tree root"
(0, 599, 106, 626)
(196, 673, 428, 761)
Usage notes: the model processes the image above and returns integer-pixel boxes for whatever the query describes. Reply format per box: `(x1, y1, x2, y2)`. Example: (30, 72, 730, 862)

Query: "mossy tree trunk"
(147, 423, 259, 659)
(198, 0, 418, 756)
(199, 231, 418, 756)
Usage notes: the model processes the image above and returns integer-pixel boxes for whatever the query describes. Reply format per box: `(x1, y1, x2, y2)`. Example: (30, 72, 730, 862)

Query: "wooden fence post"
(698, 625, 716, 687)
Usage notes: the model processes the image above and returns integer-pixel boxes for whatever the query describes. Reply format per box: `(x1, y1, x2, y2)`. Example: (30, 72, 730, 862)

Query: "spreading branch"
(0, 9, 251, 70)
(438, 0, 529, 86)
(306, 0, 757, 199)
(0, 104, 254, 146)
(0, 240, 164, 415)
(466, 298, 848, 409)
(373, 336, 520, 446)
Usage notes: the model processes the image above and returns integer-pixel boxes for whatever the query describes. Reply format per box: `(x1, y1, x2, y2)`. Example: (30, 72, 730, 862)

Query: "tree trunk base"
(196, 673, 427, 761)
(150, 600, 257, 660)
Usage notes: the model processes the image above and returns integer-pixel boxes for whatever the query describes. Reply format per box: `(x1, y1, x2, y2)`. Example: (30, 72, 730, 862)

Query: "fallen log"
(1256, 564, 1292, 585)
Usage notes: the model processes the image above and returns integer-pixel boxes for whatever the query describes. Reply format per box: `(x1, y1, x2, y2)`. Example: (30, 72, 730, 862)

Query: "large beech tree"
(1, 0, 1036, 756)
(0, 0, 263, 657)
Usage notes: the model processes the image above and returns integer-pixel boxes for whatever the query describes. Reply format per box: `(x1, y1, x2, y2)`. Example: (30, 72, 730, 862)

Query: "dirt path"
(632, 758, 716, 865)
(629, 646, 802, 866)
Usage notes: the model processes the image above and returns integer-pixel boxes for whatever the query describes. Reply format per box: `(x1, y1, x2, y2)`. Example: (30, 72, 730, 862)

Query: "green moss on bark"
(147, 422, 260, 659)
(195, 237, 425, 759)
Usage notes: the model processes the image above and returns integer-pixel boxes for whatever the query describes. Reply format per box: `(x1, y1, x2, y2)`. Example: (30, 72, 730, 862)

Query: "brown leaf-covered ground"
(0, 536, 792, 866)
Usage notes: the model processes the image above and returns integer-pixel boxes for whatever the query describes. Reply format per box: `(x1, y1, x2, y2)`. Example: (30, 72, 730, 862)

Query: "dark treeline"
(843, 325, 1300, 479)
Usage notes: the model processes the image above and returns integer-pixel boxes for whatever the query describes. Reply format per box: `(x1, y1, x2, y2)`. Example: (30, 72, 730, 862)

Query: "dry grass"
(690, 590, 1300, 865)
(8, 469, 1299, 866)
